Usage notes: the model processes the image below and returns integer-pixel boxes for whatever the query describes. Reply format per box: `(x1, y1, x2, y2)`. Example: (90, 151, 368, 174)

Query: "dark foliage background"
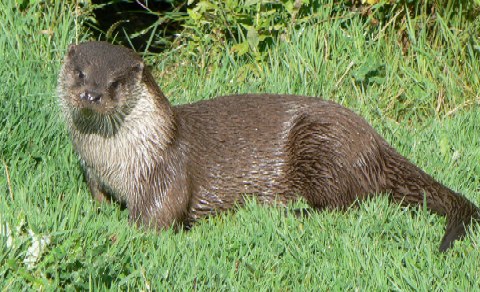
(86, 0, 480, 58)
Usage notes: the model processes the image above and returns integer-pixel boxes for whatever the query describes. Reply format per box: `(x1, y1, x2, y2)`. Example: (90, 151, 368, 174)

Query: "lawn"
(1, 1, 479, 290)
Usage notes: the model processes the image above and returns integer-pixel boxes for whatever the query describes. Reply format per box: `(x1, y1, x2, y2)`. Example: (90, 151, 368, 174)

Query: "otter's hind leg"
(286, 112, 387, 211)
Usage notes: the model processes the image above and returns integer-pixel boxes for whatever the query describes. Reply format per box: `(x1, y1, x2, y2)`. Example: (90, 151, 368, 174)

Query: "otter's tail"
(381, 145, 479, 251)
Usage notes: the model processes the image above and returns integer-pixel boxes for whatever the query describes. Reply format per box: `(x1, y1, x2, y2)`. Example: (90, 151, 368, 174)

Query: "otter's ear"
(131, 61, 144, 78)
(132, 62, 144, 72)
(67, 44, 77, 58)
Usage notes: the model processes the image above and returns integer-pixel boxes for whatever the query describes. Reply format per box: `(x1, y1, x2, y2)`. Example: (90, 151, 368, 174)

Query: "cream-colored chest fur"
(70, 93, 173, 203)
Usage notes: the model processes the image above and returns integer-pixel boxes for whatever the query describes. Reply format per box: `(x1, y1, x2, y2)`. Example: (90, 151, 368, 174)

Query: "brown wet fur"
(58, 41, 479, 252)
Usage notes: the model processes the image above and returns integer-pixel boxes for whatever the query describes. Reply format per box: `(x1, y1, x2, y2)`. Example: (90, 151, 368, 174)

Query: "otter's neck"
(117, 79, 176, 151)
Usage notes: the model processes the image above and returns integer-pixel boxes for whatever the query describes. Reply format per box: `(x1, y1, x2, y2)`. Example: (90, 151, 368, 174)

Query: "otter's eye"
(110, 80, 120, 89)
(76, 70, 85, 79)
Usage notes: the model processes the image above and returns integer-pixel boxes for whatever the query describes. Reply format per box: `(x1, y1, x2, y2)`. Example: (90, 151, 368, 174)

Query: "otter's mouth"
(60, 86, 135, 137)
(78, 107, 97, 118)
(68, 96, 132, 137)
(70, 107, 122, 137)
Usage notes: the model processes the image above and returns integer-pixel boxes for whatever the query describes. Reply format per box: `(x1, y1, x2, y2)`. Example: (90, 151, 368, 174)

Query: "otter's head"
(58, 41, 147, 136)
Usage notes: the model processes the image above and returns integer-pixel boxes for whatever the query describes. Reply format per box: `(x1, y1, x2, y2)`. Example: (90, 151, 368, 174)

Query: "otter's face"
(58, 42, 145, 135)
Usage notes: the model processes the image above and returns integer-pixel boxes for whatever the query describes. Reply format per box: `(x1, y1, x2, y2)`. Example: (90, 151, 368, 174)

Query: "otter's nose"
(80, 91, 102, 102)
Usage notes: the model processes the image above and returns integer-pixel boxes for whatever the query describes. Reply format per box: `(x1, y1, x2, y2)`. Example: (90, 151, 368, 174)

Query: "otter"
(57, 41, 479, 252)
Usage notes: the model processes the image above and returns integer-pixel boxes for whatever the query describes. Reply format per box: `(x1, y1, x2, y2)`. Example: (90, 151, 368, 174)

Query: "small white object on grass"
(24, 229, 51, 269)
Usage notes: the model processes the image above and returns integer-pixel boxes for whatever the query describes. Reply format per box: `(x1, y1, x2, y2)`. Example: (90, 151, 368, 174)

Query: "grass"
(1, 0, 480, 290)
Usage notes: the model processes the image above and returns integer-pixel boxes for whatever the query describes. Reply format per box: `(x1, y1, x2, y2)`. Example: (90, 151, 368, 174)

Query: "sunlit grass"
(1, 1, 479, 289)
